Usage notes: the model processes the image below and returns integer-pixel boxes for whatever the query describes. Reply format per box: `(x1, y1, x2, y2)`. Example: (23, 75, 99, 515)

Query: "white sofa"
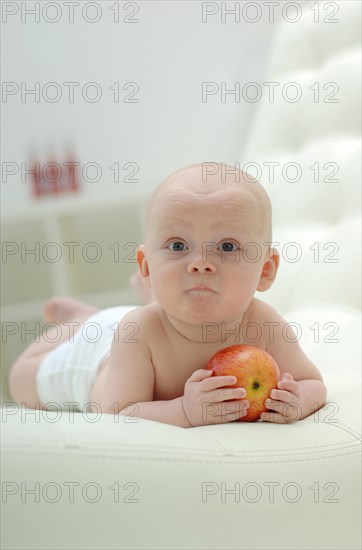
(2, 2, 361, 549)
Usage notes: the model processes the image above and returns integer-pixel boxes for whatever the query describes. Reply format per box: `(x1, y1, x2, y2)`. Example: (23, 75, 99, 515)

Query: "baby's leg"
(8, 297, 99, 409)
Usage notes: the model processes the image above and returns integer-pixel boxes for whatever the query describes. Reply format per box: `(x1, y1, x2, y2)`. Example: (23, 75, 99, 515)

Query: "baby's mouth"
(188, 287, 216, 296)
(189, 286, 213, 291)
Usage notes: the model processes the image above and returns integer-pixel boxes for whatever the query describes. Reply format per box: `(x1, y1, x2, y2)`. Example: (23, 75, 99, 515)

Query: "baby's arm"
(100, 309, 250, 427)
(100, 310, 191, 427)
(262, 304, 327, 423)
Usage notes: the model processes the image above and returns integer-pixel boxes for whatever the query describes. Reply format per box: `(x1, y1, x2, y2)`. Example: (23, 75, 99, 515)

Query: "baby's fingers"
(279, 372, 294, 385)
(202, 375, 240, 392)
(264, 399, 302, 422)
(277, 378, 299, 396)
(269, 388, 296, 403)
(188, 369, 213, 383)
(260, 411, 289, 424)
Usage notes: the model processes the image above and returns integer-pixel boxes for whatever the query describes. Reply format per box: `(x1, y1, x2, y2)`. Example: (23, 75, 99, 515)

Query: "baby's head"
(137, 162, 279, 323)
(145, 163, 273, 247)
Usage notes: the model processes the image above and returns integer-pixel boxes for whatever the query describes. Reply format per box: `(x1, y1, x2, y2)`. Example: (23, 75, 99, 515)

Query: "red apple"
(206, 344, 280, 422)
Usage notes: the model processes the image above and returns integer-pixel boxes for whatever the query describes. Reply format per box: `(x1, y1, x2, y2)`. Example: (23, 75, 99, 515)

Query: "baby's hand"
(182, 369, 250, 427)
(261, 372, 302, 424)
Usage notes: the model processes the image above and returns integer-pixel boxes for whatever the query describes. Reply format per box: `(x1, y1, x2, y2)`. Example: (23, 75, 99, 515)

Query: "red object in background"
(29, 160, 42, 198)
(47, 158, 60, 195)
(29, 153, 81, 199)
(66, 155, 80, 193)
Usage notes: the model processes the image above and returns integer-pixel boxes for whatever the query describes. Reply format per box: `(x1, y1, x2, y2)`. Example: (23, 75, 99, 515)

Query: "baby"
(9, 162, 327, 427)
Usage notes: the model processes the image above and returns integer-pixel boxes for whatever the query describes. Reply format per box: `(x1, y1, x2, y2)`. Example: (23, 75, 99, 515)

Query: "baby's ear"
(257, 248, 280, 292)
(136, 244, 151, 286)
(136, 244, 146, 268)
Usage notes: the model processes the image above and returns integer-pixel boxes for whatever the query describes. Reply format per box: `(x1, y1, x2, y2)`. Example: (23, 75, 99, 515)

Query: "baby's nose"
(187, 255, 216, 273)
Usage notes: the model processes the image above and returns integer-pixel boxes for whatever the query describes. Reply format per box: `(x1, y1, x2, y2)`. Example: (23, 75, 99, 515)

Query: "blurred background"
(1, 1, 361, 397)
(1, 1, 283, 369)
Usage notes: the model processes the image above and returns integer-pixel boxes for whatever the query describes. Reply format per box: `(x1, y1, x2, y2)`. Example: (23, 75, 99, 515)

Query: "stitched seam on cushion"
(75, 440, 361, 455)
(192, 430, 360, 456)
(4, 439, 360, 455)
(2, 448, 361, 464)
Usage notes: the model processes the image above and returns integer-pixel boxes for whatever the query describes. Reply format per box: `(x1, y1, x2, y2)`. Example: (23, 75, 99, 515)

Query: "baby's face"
(141, 184, 271, 325)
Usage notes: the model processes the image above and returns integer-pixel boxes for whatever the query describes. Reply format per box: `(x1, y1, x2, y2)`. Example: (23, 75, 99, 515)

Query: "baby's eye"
(218, 241, 239, 252)
(168, 241, 188, 252)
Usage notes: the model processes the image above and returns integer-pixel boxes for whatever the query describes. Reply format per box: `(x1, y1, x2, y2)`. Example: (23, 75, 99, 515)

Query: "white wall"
(2, 0, 282, 218)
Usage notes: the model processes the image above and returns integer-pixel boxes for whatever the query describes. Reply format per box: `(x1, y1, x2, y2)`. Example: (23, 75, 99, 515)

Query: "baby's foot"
(43, 297, 98, 324)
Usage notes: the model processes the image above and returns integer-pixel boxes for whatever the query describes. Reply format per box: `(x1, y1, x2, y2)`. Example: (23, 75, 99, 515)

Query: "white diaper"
(36, 305, 137, 411)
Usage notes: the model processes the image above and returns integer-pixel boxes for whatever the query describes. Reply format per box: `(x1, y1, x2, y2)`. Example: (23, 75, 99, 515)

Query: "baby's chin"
(158, 290, 246, 325)
(169, 303, 241, 327)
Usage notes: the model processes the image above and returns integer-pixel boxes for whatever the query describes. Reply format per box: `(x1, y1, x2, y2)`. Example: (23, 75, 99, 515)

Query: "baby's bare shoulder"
(116, 302, 163, 344)
(251, 298, 322, 381)
(250, 297, 297, 344)
(248, 297, 284, 324)
(117, 302, 157, 324)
